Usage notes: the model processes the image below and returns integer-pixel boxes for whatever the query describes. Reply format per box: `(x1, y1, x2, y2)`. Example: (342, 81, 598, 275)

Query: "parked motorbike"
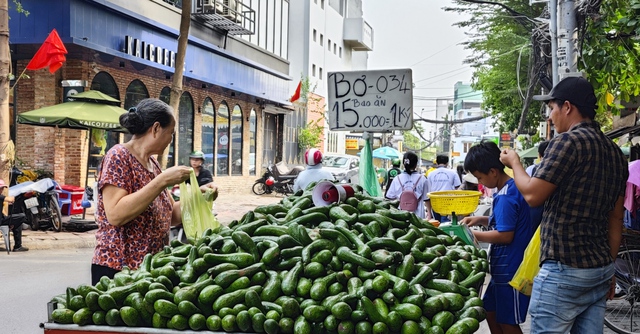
(8, 176, 63, 232)
(252, 162, 303, 196)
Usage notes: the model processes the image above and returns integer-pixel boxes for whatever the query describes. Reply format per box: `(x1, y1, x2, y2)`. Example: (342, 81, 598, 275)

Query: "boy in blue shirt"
(461, 141, 533, 334)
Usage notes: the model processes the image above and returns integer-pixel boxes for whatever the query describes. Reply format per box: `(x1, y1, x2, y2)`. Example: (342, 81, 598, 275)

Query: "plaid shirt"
(534, 121, 628, 268)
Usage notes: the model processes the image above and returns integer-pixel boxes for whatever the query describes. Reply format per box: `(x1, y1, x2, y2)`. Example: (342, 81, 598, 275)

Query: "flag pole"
(9, 67, 28, 91)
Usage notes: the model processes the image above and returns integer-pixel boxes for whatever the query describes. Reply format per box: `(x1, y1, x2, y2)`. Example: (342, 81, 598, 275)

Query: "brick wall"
(14, 55, 266, 193)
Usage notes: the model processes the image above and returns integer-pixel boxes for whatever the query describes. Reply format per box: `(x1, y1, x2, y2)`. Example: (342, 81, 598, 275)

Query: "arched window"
(249, 109, 257, 175)
(202, 98, 215, 175)
(216, 102, 230, 176)
(159, 87, 171, 104)
(91, 72, 119, 100)
(231, 105, 243, 175)
(177, 92, 194, 167)
(89, 72, 120, 172)
(123, 80, 149, 142)
(158, 87, 174, 166)
(124, 79, 149, 110)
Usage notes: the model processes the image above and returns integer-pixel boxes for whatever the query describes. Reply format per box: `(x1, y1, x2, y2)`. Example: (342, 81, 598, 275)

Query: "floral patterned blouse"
(92, 144, 173, 271)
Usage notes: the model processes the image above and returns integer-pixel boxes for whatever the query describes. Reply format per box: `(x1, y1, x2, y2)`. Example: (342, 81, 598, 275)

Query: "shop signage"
(499, 132, 514, 148)
(345, 139, 359, 149)
(124, 36, 176, 68)
(327, 68, 413, 132)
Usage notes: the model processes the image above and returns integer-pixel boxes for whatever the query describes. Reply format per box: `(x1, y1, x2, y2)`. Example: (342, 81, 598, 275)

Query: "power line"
(413, 67, 471, 84)
(409, 38, 468, 68)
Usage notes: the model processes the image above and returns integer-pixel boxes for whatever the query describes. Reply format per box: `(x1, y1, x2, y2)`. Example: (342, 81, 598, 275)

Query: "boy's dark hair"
(436, 155, 449, 165)
(464, 141, 505, 174)
(402, 151, 418, 173)
(538, 140, 549, 157)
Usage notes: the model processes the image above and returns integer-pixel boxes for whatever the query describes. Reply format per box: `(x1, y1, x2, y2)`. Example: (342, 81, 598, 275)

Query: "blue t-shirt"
(488, 178, 533, 284)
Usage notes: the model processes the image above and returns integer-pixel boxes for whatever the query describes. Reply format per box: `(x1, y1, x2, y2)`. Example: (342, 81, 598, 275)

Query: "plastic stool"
(0, 225, 10, 255)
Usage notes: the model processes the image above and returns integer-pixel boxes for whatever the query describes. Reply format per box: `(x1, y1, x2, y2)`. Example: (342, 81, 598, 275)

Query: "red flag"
(290, 80, 302, 103)
(26, 29, 68, 74)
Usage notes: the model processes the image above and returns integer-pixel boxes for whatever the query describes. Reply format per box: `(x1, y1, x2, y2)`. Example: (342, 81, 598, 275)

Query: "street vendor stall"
(18, 90, 127, 220)
(42, 183, 489, 334)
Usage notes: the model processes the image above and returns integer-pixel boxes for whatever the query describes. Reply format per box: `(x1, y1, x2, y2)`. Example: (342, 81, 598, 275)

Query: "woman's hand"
(161, 166, 192, 187)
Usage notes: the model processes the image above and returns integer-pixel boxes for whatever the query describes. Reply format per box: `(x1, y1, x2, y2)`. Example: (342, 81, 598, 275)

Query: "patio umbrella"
(372, 146, 403, 160)
(356, 150, 392, 160)
(17, 90, 127, 220)
(18, 90, 127, 131)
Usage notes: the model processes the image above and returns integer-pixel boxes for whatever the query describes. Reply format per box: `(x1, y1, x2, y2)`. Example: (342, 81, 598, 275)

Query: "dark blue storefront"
(10, 0, 290, 104)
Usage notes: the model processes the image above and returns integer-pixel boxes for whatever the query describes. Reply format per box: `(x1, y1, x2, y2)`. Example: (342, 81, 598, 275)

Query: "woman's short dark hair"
(119, 98, 174, 135)
(464, 141, 505, 174)
(403, 151, 419, 172)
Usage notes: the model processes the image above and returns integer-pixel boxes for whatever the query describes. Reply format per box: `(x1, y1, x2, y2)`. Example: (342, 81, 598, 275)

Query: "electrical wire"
(409, 39, 468, 68)
(516, 43, 531, 100)
(413, 67, 472, 85)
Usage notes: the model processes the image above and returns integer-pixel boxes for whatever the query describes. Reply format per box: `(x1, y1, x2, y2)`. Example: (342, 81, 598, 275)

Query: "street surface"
(0, 248, 92, 334)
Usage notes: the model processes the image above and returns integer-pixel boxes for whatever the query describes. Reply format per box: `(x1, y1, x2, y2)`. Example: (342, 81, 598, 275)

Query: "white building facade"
(288, 0, 374, 154)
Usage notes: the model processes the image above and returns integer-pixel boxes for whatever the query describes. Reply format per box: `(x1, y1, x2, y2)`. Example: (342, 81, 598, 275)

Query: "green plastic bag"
(179, 170, 219, 240)
(358, 134, 383, 197)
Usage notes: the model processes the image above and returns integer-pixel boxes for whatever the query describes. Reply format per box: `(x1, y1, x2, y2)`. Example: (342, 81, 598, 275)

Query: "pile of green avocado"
(50, 184, 488, 334)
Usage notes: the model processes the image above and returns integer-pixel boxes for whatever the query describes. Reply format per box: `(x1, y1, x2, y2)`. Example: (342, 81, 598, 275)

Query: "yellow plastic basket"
(428, 190, 482, 215)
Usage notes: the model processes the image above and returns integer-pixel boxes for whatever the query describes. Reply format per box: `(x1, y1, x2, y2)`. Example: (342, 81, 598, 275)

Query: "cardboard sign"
(328, 69, 413, 131)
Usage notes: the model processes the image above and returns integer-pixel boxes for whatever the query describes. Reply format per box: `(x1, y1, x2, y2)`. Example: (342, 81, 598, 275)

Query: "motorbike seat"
(278, 175, 297, 181)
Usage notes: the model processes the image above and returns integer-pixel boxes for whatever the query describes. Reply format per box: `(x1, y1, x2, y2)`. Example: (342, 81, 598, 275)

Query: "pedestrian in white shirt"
(427, 154, 461, 221)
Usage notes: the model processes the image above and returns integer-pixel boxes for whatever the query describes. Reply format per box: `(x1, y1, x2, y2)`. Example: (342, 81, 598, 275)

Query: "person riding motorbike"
(0, 179, 28, 251)
(293, 148, 335, 192)
(186, 151, 213, 186)
(385, 158, 402, 197)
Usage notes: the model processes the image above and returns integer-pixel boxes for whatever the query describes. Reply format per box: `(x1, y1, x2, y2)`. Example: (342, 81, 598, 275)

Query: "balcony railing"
(192, 0, 255, 35)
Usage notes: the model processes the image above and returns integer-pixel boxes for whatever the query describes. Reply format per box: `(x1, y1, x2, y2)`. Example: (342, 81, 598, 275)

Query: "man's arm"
(609, 195, 625, 261)
(500, 149, 557, 207)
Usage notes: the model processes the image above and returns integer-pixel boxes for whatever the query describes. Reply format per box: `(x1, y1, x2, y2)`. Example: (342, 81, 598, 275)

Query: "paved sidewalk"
(0, 192, 282, 251)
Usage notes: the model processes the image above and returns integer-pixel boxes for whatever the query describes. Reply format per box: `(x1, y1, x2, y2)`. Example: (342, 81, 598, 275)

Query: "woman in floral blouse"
(91, 98, 194, 284)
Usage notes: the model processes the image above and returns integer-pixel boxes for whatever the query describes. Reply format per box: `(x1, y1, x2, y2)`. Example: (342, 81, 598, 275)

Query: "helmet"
(391, 158, 401, 167)
(189, 151, 205, 161)
(304, 148, 323, 166)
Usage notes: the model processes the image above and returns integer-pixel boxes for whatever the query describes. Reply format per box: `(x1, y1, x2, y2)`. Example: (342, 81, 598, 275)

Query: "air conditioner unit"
(202, 0, 224, 13)
(223, 0, 238, 20)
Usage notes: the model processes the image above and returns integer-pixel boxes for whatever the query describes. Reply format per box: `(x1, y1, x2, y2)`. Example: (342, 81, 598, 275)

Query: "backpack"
(398, 174, 422, 212)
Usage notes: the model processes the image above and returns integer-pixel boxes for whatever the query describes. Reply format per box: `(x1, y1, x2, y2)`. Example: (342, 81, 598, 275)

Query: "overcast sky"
(362, 0, 474, 117)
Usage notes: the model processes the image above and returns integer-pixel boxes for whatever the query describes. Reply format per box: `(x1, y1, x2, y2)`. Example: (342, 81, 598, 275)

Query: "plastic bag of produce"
(509, 226, 540, 296)
(179, 170, 219, 240)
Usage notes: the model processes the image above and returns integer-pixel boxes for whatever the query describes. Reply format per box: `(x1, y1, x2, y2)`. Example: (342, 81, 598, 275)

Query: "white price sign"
(328, 69, 413, 131)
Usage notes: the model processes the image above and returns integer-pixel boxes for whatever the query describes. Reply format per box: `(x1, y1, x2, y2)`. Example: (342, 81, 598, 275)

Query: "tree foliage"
(446, 0, 640, 134)
(297, 75, 324, 151)
(582, 0, 640, 116)
(445, 1, 546, 134)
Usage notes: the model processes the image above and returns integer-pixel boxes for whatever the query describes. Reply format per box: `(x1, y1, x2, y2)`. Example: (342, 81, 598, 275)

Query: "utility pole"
(549, 0, 559, 86)
(556, 0, 578, 78)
